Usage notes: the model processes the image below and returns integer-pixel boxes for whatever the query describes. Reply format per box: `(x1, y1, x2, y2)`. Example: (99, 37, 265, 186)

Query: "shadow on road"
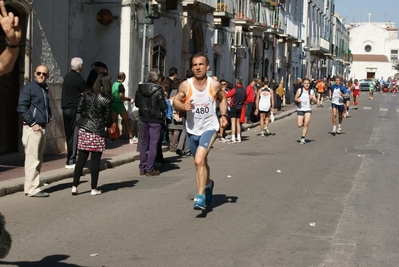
(196, 194, 238, 218)
(101, 180, 139, 193)
(0, 254, 87, 267)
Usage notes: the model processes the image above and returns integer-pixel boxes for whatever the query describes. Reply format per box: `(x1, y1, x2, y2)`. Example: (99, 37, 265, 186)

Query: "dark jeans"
(73, 150, 102, 189)
(276, 96, 283, 110)
(63, 107, 79, 165)
(246, 102, 254, 123)
(139, 122, 162, 172)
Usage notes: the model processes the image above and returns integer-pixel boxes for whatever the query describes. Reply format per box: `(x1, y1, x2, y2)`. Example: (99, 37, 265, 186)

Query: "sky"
(334, 0, 399, 28)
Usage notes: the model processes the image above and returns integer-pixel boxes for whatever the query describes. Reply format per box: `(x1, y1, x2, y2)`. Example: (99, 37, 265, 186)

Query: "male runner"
(173, 52, 228, 210)
(329, 76, 348, 135)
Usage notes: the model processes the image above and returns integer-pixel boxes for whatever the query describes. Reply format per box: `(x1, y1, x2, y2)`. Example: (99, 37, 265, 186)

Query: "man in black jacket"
(61, 57, 89, 169)
(135, 69, 167, 176)
(17, 65, 52, 197)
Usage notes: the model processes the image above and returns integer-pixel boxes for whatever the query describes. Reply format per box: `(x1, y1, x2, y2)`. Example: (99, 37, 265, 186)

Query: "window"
(151, 45, 166, 76)
(364, 45, 372, 52)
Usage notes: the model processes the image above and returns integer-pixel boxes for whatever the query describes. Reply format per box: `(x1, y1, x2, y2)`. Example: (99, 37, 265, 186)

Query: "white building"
(347, 21, 399, 80)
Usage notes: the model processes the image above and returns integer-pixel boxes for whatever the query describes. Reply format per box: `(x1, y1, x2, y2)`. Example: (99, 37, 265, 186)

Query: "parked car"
(359, 79, 373, 91)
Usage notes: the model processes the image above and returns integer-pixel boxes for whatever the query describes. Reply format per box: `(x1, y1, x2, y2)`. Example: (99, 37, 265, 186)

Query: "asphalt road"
(0, 93, 398, 267)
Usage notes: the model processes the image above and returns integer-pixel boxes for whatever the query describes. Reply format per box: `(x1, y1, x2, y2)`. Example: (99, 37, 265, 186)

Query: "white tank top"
(185, 77, 219, 135)
(258, 88, 272, 111)
(297, 88, 313, 111)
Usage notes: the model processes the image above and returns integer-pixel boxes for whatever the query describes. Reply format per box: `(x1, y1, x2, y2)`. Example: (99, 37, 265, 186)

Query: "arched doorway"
(0, 2, 29, 154)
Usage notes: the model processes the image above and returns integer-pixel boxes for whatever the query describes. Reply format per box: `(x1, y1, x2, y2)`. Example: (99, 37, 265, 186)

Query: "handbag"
(107, 123, 120, 139)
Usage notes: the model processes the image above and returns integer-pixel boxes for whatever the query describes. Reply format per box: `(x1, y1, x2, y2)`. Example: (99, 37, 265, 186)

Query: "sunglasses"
(36, 72, 48, 77)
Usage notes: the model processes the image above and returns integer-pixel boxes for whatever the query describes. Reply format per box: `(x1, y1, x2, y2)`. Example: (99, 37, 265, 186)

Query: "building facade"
(347, 21, 399, 81)
(1, 0, 350, 156)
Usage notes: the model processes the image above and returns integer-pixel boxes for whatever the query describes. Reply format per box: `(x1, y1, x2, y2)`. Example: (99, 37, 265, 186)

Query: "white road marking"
(379, 108, 388, 112)
(363, 107, 372, 110)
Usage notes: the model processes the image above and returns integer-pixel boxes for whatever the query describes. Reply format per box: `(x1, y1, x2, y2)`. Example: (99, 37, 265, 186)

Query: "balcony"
(182, 0, 215, 13)
(309, 36, 330, 54)
(213, 0, 233, 27)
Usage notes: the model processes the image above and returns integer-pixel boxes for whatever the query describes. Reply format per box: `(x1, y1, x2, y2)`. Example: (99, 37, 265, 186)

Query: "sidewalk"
(0, 104, 298, 197)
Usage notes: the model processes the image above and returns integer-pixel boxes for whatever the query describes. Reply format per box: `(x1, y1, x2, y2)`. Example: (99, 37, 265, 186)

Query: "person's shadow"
(196, 194, 238, 218)
(0, 254, 87, 267)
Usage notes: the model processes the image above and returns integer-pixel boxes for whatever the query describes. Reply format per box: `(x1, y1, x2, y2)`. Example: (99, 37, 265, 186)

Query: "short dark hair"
(190, 52, 209, 68)
(235, 77, 243, 85)
(117, 72, 126, 80)
(168, 67, 178, 77)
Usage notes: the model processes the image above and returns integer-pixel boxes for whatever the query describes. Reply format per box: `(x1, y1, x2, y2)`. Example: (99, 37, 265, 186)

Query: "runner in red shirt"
(352, 79, 360, 109)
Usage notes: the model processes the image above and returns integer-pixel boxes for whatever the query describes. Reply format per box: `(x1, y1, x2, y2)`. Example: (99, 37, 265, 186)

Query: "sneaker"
(332, 125, 337, 134)
(193, 194, 206, 210)
(91, 189, 102, 196)
(205, 180, 214, 205)
(260, 132, 265, 137)
(265, 129, 271, 136)
(0, 213, 12, 259)
(299, 138, 306, 144)
(219, 137, 227, 143)
(71, 186, 78, 196)
(237, 138, 241, 143)
(230, 139, 236, 144)
(320, 103, 323, 107)
(65, 164, 75, 169)
(130, 136, 138, 144)
(337, 125, 342, 134)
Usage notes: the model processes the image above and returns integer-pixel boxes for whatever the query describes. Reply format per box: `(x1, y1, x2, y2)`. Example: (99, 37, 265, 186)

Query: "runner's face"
(303, 81, 310, 89)
(335, 78, 341, 84)
(191, 56, 209, 79)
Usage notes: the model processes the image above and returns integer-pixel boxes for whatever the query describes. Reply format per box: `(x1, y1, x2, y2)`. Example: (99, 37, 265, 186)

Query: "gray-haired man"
(61, 57, 89, 169)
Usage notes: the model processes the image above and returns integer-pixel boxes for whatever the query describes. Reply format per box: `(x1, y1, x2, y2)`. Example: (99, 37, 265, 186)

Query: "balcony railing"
(310, 36, 330, 52)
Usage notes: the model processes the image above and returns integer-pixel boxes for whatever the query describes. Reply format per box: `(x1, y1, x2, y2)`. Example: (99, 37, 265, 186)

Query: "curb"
(0, 108, 297, 198)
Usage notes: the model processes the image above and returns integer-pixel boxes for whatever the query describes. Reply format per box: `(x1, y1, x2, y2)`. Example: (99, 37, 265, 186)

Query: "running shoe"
(337, 125, 342, 134)
(299, 138, 306, 144)
(193, 194, 206, 210)
(332, 125, 337, 134)
(260, 132, 265, 137)
(230, 139, 237, 144)
(0, 214, 11, 259)
(219, 137, 227, 143)
(205, 180, 214, 205)
(237, 138, 241, 143)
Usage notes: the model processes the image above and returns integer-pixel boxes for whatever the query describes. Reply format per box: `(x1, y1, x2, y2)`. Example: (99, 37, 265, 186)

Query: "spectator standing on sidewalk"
(71, 74, 113, 196)
(17, 65, 52, 197)
(225, 77, 247, 143)
(135, 69, 167, 176)
(176, 68, 194, 156)
(294, 78, 317, 144)
(275, 80, 285, 111)
(245, 79, 256, 124)
(61, 57, 89, 169)
(0, 0, 22, 258)
(173, 52, 228, 210)
(111, 72, 137, 144)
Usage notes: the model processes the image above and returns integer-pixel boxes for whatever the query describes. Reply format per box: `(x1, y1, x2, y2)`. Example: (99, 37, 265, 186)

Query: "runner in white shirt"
(294, 78, 317, 144)
(173, 52, 228, 210)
